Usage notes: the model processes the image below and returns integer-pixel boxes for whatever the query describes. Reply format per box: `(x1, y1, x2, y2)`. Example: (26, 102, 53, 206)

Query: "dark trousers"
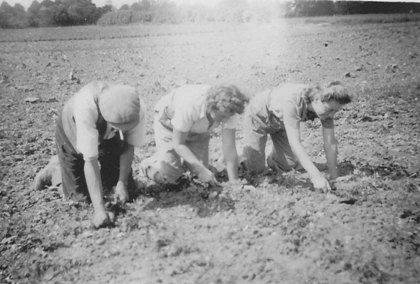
(55, 117, 130, 202)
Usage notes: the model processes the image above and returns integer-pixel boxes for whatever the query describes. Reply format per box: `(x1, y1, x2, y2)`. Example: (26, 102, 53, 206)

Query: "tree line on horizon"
(0, 0, 419, 29)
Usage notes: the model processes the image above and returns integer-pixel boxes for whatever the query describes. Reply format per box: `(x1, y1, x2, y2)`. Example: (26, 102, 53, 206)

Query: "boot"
(33, 155, 62, 190)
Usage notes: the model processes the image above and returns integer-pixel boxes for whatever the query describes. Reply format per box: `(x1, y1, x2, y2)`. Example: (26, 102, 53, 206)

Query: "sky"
(3, 0, 418, 9)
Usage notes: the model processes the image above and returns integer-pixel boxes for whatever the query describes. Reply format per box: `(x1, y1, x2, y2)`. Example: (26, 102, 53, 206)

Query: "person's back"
(34, 81, 147, 228)
(268, 83, 308, 121)
(142, 84, 249, 186)
(241, 81, 351, 192)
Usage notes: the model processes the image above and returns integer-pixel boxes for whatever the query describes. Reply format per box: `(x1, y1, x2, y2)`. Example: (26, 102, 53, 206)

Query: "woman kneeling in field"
(141, 84, 249, 186)
(241, 81, 351, 192)
(34, 81, 146, 228)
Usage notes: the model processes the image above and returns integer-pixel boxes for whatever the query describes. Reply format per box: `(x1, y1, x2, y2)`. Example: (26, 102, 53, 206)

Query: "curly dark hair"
(205, 85, 249, 114)
(303, 81, 351, 105)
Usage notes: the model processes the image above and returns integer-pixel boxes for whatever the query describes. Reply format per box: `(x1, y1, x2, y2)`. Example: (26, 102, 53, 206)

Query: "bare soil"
(0, 19, 419, 284)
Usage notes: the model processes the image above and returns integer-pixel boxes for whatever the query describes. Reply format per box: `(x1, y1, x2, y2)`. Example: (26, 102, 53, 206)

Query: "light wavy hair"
(303, 81, 352, 105)
(206, 85, 249, 114)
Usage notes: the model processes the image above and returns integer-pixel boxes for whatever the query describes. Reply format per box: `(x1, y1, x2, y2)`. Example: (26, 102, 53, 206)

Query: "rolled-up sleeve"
(126, 98, 147, 147)
(171, 107, 195, 132)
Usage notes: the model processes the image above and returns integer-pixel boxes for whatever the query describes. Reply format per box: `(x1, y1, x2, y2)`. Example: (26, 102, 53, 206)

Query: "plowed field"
(1, 17, 419, 284)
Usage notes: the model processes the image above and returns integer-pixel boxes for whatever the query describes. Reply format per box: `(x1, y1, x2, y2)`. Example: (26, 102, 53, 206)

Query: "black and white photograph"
(0, 0, 419, 283)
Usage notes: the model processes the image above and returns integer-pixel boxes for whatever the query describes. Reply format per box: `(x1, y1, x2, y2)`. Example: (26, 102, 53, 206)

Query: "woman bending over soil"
(241, 81, 351, 192)
(141, 84, 249, 186)
(34, 81, 146, 228)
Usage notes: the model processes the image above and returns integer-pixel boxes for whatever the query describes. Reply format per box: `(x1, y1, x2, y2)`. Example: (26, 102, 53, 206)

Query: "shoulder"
(248, 89, 271, 108)
(268, 83, 303, 103)
(73, 82, 105, 121)
(272, 84, 309, 106)
(173, 84, 209, 111)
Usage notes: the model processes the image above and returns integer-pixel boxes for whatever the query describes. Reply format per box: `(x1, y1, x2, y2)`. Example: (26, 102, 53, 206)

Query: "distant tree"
(139, 0, 152, 11)
(120, 4, 129, 10)
(91, 4, 112, 23)
(131, 10, 153, 22)
(131, 2, 141, 11)
(97, 9, 133, 25)
(67, 0, 97, 25)
(285, 0, 420, 17)
(27, 0, 42, 26)
(294, 0, 316, 16)
(316, 1, 335, 15)
(97, 0, 181, 25)
(37, 0, 57, 26)
(0, 1, 14, 28)
(53, 0, 71, 25)
(12, 3, 28, 27)
(131, 0, 154, 12)
(0, 2, 29, 28)
(0, 0, 121, 28)
(153, 1, 179, 23)
(40, 0, 54, 8)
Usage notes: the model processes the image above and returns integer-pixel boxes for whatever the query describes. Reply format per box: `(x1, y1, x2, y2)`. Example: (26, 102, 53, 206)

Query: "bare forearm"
(84, 159, 105, 210)
(324, 142, 338, 179)
(225, 153, 239, 181)
(174, 144, 208, 174)
(292, 143, 321, 179)
(222, 128, 239, 181)
(119, 145, 134, 185)
(322, 126, 339, 180)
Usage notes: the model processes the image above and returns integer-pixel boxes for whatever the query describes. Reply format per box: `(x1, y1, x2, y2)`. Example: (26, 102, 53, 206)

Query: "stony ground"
(0, 17, 419, 284)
